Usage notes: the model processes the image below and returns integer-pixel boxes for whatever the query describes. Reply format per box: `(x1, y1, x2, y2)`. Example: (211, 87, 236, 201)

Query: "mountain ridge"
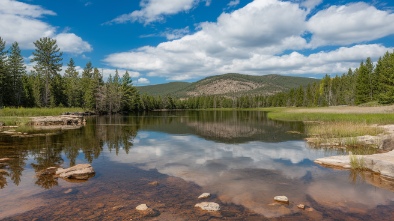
(137, 73, 319, 98)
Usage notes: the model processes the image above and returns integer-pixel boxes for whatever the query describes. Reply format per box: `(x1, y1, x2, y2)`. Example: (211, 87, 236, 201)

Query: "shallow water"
(1, 110, 394, 220)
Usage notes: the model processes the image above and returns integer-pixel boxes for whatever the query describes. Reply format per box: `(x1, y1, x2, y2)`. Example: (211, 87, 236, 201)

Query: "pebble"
(274, 196, 289, 203)
(198, 193, 211, 199)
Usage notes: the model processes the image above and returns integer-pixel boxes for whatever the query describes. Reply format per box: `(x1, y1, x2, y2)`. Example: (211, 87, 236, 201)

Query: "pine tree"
(81, 62, 94, 109)
(30, 37, 63, 107)
(0, 37, 8, 107)
(7, 42, 25, 106)
(64, 58, 81, 107)
(355, 61, 370, 104)
(121, 70, 139, 112)
(377, 51, 394, 104)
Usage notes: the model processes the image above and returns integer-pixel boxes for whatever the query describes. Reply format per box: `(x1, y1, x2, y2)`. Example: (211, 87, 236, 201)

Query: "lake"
(1, 110, 394, 220)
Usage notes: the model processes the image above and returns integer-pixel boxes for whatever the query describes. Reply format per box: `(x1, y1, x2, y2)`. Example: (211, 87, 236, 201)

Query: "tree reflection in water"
(0, 110, 305, 189)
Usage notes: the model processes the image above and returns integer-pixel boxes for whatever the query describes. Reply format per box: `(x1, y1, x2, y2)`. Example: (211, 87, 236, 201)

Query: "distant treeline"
(1, 35, 394, 112)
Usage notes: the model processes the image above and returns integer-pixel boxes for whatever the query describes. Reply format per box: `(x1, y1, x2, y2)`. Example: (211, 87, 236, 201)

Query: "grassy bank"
(0, 107, 84, 126)
(262, 107, 394, 149)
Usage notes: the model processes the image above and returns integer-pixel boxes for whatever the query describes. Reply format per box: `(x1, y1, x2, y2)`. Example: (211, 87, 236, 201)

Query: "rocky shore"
(314, 125, 394, 179)
(0, 115, 86, 137)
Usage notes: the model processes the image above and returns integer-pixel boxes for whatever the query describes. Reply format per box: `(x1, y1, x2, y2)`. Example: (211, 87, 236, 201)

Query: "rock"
(297, 204, 305, 209)
(274, 196, 289, 203)
(381, 137, 394, 151)
(363, 150, 394, 178)
(315, 150, 394, 178)
(64, 188, 73, 194)
(148, 181, 159, 186)
(314, 155, 351, 169)
(56, 164, 95, 180)
(136, 204, 160, 217)
(198, 193, 211, 199)
(136, 204, 149, 211)
(195, 202, 220, 211)
(306, 207, 314, 212)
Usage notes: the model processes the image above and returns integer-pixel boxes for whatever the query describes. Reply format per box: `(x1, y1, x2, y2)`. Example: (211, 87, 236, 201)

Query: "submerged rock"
(136, 204, 149, 211)
(136, 204, 160, 217)
(274, 196, 289, 203)
(56, 164, 95, 180)
(148, 181, 159, 186)
(198, 193, 211, 199)
(195, 202, 220, 211)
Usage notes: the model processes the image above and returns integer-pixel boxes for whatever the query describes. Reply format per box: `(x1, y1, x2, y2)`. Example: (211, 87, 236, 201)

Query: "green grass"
(0, 107, 84, 127)
(267, 111, 394, 124)
(0, 107, 84, 117)
(349, 154, 366, 170)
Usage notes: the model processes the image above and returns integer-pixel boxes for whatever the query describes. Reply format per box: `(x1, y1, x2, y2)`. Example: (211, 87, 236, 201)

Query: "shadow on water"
(1, 110, 394, 220)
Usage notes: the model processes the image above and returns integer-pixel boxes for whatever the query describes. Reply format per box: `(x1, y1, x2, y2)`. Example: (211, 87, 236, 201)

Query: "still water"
(1, 111, 394, 220)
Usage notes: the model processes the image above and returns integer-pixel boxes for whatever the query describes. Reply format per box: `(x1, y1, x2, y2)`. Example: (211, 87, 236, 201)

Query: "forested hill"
(137, 73, 319, 98)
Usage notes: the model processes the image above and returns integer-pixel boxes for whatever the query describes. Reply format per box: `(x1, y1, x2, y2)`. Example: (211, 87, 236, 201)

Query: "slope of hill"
(137, 73, 319, 98)
(137, 82, 191, 97)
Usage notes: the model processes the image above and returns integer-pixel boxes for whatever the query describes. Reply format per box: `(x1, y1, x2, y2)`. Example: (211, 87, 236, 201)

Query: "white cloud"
(163, 27, 190, 40)
(0, 0, 92, 54)
(110, 0, 198, 25)
(205, 0, 212, 7)
(300, 0, 322, 11)
(55, 33, 92, 54)
(136, 78, 150, 85)
(308, 2, 394, 46)
(104, 0, 394, 81)
(228, 0, 240, 8)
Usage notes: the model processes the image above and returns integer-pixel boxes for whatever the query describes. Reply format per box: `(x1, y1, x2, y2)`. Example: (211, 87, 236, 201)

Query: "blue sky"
(1, 0, 394, 85)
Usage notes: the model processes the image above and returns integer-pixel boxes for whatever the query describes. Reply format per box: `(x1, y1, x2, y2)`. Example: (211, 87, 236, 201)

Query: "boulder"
(274, 196, 289, 203)
(195, 202, 220, 211)
(56, 164, 95, 180)
(198, 193, 211, 199)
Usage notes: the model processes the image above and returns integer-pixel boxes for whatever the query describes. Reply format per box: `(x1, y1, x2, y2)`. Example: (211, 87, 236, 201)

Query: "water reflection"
(0, 111, 394, 219)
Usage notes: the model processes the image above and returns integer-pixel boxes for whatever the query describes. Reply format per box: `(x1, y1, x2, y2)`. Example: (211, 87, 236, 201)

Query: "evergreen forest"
(1, 36, 394, 113)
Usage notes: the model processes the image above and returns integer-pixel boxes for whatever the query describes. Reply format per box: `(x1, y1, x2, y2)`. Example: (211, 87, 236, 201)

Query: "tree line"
(1, 35, 394, 112)
(0, 36, 142, 113)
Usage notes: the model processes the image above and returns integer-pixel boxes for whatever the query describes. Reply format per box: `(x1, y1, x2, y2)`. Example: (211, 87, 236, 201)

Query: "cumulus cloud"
(109, 0, 198, 25)
(308, 2, 394, 46)
(0, 0, 92, 54)
(136, 78, 150, 85)
(55, 33, 92, 54)
(104, 0, 394, 81)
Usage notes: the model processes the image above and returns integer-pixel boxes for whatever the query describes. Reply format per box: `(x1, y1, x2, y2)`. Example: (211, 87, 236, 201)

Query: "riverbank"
(263, 105, 394, 178)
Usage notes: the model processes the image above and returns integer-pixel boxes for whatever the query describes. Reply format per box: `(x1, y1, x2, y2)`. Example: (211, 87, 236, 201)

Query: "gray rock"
(315, 150, 394, 178)
(314, 155, 351, 169)
(274, 196, 289, 203)
(56, 164, 95, 180)
(195, 202, 220, 211)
